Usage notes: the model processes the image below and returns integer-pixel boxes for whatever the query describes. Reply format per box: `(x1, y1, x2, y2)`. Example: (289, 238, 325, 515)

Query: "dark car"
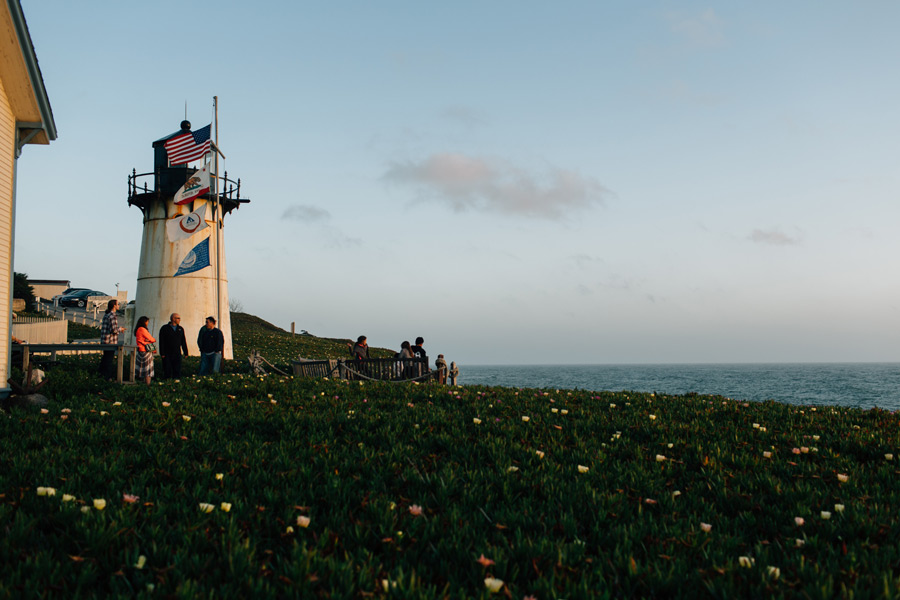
(58, 289, 108, 308)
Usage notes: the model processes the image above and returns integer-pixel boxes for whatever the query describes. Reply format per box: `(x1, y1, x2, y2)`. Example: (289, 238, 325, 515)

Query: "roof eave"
(7, 0, 56, 144)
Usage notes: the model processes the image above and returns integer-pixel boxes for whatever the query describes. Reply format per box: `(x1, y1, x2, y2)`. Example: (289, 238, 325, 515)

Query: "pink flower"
(476, 553, 495, 567)
(792, 448, 801, 455)
(409, 504, 424, 516)
(794, 517, 804, 526)
(122, 494, 139, 504)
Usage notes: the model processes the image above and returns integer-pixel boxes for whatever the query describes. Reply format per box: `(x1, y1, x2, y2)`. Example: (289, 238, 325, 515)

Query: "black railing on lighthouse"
(127, 168, 249, 215)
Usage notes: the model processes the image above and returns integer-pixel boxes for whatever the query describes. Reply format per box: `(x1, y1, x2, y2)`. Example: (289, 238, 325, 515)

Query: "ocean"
(459, 363, 900, 411)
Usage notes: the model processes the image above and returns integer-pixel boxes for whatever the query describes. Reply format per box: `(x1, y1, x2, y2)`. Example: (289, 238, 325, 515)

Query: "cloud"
(571, 254, 604, 269)
(666, 9, 724, 48)
(281, 205, 331, 222)
(748, 228, 800, 246)
(440, 105, 487, 128)
(382, 153, 610, 219)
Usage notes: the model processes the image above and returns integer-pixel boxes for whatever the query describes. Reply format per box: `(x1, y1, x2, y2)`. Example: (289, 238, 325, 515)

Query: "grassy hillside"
(3, 314, 900, 597)
(231, 312, 394, 366)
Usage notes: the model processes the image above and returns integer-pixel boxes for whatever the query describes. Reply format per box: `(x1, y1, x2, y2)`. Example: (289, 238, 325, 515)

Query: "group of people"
(98, 299, 225, 385)
(347, 335, 450, 383)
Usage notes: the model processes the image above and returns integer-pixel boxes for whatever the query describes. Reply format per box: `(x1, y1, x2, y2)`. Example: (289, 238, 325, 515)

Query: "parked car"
(58, 289, 109, 308)
(50, 287, 88, 303)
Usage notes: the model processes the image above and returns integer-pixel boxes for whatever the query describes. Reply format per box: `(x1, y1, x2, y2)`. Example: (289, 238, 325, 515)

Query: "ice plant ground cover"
(1, 317, 899, 597)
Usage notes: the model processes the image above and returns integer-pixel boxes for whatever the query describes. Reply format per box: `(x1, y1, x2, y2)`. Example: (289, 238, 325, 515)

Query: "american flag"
(165, 124, 211, 165)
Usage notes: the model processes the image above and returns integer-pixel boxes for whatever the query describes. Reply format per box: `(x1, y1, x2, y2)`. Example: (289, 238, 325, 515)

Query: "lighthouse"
(127, 119, 249, 360)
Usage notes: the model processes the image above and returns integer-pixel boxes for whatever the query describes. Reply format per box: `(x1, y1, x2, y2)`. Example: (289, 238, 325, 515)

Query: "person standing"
(197, 316, 224, 375)
(159, 313, 188, 379)
(348, 335, 368, 360)
(98, 299, 124, 380)
(411, 336, 428, 378)
(134, 316, 156, 386)
(347, 335, 368, 380)
(397, 340, 414, 379)
(434, 354, 448, 384)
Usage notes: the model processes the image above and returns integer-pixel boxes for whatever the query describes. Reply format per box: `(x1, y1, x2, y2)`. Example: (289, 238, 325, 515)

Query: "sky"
(12, 1, 900, 365)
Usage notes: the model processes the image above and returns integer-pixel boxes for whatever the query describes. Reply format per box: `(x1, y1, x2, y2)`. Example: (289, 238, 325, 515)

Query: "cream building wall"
(0, 0, 56, 397)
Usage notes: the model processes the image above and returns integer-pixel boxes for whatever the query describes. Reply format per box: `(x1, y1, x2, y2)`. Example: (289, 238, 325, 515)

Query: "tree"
(13, 272, 35, 309)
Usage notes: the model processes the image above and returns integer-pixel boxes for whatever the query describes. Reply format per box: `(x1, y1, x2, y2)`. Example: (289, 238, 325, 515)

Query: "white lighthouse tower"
(127, 119, 248, 360)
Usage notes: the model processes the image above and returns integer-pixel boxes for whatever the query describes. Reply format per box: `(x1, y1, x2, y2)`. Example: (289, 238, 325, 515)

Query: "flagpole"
(213, 96, 221, 328)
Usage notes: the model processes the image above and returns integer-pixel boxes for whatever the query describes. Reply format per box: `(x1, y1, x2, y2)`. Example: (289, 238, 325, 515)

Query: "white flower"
(672, 490, 681, 497)
(285, 526, 294, 534)
(113, 402, 122, 406)
(198, 503, 215, 513)
(220, 502, 232, 512)
(800, 447, 809, 454)
(759, 427, 767, 432)
(753, 423, 760, 429)
(297, 515, 311, 528)
(61, 494, 76, 502)
(535, 450, 545, 459)
(182, 415, 191, 422)
(763, 451, 772, 458)
(135, 555, 146, 570)
(80, 506, 90, 514)
(834, 504, 844, 513)
(473, 418, 482, 425)
(507, 466, 519, 473)
(837, 473, 849, 483)
(820, 511, 831, 520)
(609, 403, 616, 408)
(767, 566, 780, 579)
(521, 416, 530, 422)
(484, 577, 504, 593)
(649, 414, 657, 420)
(551, 408, 559, 413)
(795, 538, 805, 547)
(560, 409, 569, 415)
(93, 499, 106, 510)
(700, 522, 712, 533)
(36, 487, 57, 497)
(577, 465, 589, 473)
(215, 473, 224, 481)
(655, 455, 666, 462)
(738, 556, 754, 568)
(812, 435, 820, 441)
(886, 453, 894, 461)
(667, 443, 674, 449)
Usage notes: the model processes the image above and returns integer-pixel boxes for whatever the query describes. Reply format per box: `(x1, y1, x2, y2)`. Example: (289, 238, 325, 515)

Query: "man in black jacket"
(197, 316, 225, 375)
(159, 313, 189, 379)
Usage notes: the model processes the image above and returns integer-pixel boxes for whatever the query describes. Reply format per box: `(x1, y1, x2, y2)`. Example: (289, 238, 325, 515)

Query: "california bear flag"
(173, 164, 211, 205)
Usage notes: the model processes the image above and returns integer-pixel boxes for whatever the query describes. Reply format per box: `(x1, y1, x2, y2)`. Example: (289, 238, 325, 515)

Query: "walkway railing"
(14, 343, 138, 383)
(35, 300, 104, 328)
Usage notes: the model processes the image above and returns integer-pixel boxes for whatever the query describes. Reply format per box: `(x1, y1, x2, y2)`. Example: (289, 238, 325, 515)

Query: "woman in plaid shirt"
(99, 299, 124, 380)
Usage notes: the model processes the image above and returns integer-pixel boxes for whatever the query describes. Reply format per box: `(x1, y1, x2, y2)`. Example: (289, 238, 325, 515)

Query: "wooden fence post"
(116, 346, 124, 383)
